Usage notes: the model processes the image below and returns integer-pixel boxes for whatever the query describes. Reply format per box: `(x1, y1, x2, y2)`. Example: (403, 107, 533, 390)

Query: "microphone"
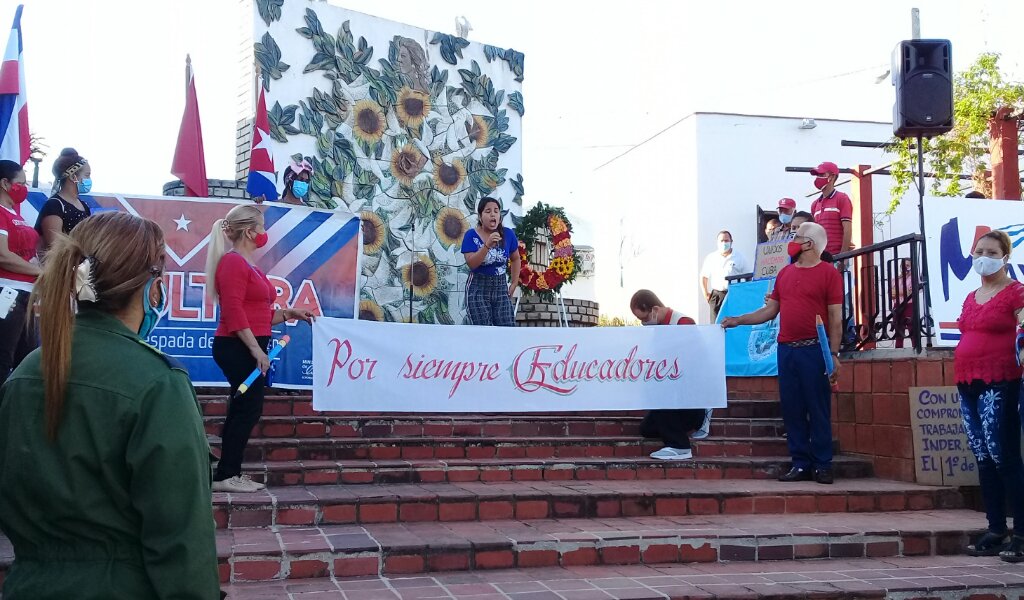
(233, 335, 291, 399)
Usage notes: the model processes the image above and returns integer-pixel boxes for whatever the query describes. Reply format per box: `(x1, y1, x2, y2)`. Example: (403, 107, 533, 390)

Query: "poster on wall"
(908, 386, 978, 486)
(313, 318, 728, 412)
(924, 196, 1024, 346)
(254, 1, 524, 324)
(22, 190, 360, 389)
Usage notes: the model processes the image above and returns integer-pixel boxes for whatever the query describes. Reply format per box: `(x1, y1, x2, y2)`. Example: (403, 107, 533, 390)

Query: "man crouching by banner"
(721, 222, 842, 484)
(629, 290, 713, 460)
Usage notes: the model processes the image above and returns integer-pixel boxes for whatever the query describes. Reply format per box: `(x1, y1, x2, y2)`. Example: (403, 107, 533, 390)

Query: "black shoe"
(778, 467, 813, 482)
(967, 531, 1009, 557)
(999, 535, 1024, 563)
(814, 468, 834, 485)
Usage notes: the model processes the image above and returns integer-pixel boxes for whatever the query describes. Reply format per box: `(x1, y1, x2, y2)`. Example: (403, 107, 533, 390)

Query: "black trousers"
(640, 409, 705, 449)
(212, 335, 270, 481)
(0, 289, 36, 386)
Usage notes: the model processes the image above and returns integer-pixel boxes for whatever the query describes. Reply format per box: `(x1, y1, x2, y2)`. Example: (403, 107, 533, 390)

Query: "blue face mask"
(138, 277, 166, 339)
(291, 180, 309, 198)
(779, 213, 793, 224)
(77, 178, 93, 195)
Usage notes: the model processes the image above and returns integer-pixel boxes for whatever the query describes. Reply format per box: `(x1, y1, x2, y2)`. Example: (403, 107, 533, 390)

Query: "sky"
(5, 0, 1023, 308)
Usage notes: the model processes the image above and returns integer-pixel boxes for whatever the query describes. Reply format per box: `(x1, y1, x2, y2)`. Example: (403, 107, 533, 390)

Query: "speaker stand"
(915, 133, 934, 349)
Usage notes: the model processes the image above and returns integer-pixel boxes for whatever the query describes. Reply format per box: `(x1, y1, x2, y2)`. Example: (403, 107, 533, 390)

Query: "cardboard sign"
(909, 387, 978, 486)
(753, 240, 789, 281)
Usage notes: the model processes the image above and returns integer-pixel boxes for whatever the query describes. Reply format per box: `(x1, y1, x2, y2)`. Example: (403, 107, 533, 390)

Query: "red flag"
(171, 57, 208, 197)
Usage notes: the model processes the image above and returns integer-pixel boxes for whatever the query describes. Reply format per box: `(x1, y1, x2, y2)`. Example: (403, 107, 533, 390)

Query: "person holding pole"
(953, 230, 1024, 562)
(204, 205, 315, 493)
(722, 222, 842, 484)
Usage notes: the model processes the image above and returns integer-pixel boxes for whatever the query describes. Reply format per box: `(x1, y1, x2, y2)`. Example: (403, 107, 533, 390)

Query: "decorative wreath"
(513, 203, 582, 300)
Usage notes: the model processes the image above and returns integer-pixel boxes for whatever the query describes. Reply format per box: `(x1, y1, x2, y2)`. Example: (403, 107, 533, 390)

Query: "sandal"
(999, 535, 1024, 563)
(967, 531, 1009, 557)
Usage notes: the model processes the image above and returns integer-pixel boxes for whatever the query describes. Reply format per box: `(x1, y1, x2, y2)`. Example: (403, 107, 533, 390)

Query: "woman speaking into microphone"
(205, 205, 314, 493)
(461, 197, 520, 326)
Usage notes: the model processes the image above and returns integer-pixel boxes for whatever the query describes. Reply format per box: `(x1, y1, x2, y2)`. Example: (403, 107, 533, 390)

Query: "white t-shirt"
(701, 249, 749, 292)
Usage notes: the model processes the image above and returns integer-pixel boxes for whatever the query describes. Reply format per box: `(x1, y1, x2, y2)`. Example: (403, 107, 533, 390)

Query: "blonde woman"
(204, 205, 314, 493)
(0, 212, 220, 599)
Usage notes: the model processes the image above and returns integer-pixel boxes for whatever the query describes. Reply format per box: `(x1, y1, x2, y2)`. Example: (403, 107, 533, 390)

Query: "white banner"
(924, 196, 1024, 346)
(312, 319, 727, 412)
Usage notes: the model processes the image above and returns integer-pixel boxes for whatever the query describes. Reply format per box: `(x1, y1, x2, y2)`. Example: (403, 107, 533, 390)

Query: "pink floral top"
(955, 280, 1024, 384)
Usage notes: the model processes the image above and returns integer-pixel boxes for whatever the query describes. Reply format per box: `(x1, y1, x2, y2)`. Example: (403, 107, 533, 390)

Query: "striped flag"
(0, 5, 28, 165)
(246, 87, 278, 200)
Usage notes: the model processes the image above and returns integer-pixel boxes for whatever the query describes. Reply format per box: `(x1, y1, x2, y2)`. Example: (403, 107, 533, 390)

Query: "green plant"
(886, 53, 1024, 212)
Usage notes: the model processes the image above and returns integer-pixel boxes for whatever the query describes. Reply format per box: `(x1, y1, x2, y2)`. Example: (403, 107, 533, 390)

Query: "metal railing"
(724, 234, 932, 352)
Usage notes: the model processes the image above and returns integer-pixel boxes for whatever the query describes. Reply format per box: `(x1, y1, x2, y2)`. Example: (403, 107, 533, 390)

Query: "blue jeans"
(957, 379, 1024, 536)
(777, 344, 833, 470)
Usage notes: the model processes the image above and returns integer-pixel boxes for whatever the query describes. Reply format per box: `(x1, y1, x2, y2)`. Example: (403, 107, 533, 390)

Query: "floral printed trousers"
(957, 379, 1024, 536)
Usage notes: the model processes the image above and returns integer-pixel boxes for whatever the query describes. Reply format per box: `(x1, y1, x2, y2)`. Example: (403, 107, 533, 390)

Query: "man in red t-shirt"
(809, 161, 853, 256)
(721, 223, 843, 484)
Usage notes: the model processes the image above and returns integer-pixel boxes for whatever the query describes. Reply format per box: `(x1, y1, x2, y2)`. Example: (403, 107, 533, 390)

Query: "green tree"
(886, 52, 1024, 212)
(598, 314, 639, 327)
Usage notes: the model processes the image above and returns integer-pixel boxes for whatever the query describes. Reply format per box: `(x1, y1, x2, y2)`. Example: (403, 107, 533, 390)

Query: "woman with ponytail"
(205, 204, 314, 493)
(0, 160, 39, 384)
(0, 212, 221, 599)
(461, 196, 520, 326)
(35, 147, 93, 251)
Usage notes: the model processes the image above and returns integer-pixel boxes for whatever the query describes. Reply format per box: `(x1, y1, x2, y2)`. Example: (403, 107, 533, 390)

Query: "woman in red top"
(955, 230, 1024, 562)
(0, 160, 40, 384)
(204, 205, 314, 493)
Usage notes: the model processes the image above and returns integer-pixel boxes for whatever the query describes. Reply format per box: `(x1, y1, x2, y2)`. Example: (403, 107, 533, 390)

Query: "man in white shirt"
(701, 230, 749, 322)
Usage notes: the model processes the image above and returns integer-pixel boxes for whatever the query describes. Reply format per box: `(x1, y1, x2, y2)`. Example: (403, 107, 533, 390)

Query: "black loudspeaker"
(892, 39, 953, 138)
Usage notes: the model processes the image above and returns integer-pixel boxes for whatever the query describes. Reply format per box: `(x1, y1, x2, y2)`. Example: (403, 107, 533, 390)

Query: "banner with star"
(23, 189, 361, 389)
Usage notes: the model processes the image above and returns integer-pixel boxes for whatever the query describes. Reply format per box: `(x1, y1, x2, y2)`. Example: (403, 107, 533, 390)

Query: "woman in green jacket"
(0, 212, 221, 599)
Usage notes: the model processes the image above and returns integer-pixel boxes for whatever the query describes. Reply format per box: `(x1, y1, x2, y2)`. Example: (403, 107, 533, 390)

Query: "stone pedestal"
(515, 296, 599, 327)
(162, 179, 251, 200)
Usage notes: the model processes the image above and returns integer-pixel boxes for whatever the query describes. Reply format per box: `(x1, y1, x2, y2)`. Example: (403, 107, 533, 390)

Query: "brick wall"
(235, 117, 254, 180)
(516, 297, 599, 327)
(727, 350, 956, 483)
(163, 179, 251, 200)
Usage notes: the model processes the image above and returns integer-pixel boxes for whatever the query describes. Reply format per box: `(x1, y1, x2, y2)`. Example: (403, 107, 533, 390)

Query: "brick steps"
(213, 435, 821, 462)
(212, 479, 963, 529)
(240, 455, 874, 486)
(212, 510, 986, 582)
(202, 415, 786, 439)
(198, 396, 781, 420)
(219, 555, 1024, 599)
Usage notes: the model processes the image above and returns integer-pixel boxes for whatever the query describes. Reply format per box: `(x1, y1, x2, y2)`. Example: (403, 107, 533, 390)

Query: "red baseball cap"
(810, 161, 839, 176)
(777, 197, 796, 210)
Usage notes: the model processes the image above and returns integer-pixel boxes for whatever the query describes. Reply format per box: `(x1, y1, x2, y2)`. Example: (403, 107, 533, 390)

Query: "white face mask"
(973, 255, 1006, 277)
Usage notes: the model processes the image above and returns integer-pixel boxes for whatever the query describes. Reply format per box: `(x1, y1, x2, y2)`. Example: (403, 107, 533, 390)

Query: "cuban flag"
(0, 5, 28, 165)
(246, 87, 278, 201)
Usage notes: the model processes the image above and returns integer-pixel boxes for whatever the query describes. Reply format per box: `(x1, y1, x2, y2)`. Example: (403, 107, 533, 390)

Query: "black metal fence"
(725, 233, 933, 352)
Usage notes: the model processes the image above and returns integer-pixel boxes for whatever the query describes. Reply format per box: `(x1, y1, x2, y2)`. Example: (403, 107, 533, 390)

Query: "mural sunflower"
(396, 87, 431, 128)
(358, 299, 385, 321)
(390, 144, 427, 187)
(468, 114, 490, 149)
(402, 254, 437, 298)
(435, 206, 468, 248)
(360, 210, 385, 254)
(433, 158, 466, 195)
(352, 99, 386, 144)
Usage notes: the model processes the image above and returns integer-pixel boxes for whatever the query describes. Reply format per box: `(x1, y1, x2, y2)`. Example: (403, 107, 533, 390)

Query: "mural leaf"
(429, 32, 470, 65)
(256, 0, 283, 26)
(507, 91, 525, 116)
(255, 32, 290, 90)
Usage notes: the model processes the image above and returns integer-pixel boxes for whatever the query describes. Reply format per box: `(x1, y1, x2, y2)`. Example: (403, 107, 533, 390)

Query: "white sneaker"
(239, 474, 266, 490)
(691, 409, 713, 440)
(649, 447, 693, 460)
(212, 476, 261, 493)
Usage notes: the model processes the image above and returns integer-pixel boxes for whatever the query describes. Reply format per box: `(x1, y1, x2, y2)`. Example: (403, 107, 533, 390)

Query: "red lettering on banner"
(399, 354, 502, 398)
(292, 279, 324, 317)
(188, 273, 217, 321)
(510, 344, 684, 395)
(166, 272, 200, 320)
(327, 338, 377, 386)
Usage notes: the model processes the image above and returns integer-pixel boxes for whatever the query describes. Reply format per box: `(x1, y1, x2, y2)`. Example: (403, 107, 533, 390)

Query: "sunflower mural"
(255, 1, 524, 324)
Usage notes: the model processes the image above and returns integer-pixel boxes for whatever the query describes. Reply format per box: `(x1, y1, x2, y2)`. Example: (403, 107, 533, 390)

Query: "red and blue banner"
(23, 190, 361, 387)
(0, 4, 28, 165)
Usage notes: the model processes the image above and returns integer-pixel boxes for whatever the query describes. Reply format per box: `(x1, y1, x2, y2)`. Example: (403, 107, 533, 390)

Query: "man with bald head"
(721, 222, 843, 485)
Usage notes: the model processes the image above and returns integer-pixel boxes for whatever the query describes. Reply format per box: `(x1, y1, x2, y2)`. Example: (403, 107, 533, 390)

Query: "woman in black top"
(36, 147, 92, 250)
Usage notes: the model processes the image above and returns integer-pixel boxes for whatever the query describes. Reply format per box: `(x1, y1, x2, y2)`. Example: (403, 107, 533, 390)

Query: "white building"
(592, 112, 935, 323)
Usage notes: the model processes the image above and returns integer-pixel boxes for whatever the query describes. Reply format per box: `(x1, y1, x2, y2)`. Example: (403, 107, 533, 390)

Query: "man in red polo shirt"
(809, 162, 853, 256)
(721, 222, 843, 485)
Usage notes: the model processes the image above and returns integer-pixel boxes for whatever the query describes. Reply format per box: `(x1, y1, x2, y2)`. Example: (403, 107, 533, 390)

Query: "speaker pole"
(916, 133, 934, 349)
